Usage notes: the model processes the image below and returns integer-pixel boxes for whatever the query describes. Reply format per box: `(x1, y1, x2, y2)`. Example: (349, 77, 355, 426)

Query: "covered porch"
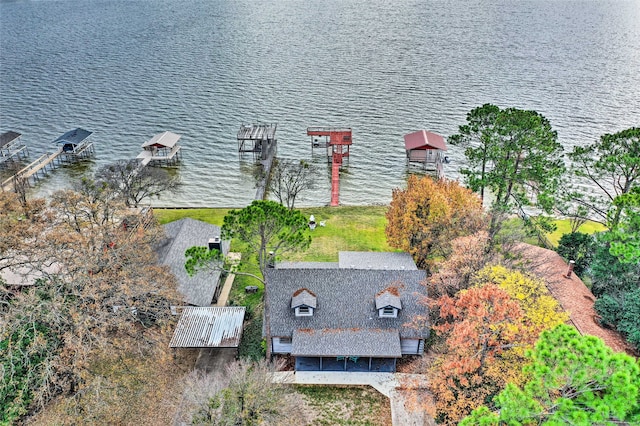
(295, 356, 397, 372)
(291, 328, 402, 373)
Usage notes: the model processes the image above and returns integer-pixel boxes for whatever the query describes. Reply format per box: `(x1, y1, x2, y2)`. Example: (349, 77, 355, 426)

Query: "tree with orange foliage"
(474, 265, 569, 339)
(386, 176, 486, 271)
(426, 284, 536, 425)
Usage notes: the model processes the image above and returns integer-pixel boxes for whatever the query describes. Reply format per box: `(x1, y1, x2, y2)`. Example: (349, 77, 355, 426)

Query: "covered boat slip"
(404, 129, 447, 178)
(137, 131, 182, 166)
(52, 128, 95, 158)
(291, 328, 401, 372)
(169, 306, 246, 348)
(236, 123, 277, 161)
(0, 131, 28, 165)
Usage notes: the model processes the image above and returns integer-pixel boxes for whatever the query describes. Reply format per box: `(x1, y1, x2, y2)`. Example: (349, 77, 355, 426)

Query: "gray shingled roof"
(375, 290, 402, 310)
(292, 328, 402, 357)
(157, 218, 230, 306)
(265, 268, 428, 346)
(276, 261, 338, 269)
(291, 288, 317, 309)
(338, 251, 418, 270)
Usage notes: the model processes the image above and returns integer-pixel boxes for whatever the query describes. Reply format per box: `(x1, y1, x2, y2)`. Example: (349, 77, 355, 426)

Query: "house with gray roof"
(157, 218, 230, 306)
(265, 253, 428, 372)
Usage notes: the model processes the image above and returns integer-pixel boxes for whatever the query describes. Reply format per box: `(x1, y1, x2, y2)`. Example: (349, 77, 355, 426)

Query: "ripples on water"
(1, 0, 639, 207)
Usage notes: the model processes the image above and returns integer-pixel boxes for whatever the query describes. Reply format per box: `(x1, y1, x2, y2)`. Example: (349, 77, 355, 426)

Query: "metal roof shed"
(169, 306, 246, 348)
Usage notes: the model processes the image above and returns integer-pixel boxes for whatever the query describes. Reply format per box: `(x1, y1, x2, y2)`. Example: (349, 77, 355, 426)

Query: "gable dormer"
(291, 288, 317, 317)
(375, 287, 402, 318)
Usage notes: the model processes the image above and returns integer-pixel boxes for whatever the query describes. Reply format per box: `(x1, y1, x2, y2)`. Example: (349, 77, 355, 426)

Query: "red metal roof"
(404, 130, 447, 151)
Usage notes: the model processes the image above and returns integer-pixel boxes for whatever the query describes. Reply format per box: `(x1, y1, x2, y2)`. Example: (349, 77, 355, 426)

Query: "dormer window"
(291, 288, 317, 317)
(375, 287, 402, 318)
(295, 306, 313, 316)
(381, 306, 397, 317)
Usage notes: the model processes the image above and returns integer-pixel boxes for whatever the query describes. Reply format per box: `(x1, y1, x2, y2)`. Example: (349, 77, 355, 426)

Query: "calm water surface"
(1, 0, 639, 207)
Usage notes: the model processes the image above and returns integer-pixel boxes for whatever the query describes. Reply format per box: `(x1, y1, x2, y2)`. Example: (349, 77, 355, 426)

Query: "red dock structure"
(307, 127, 352, 206)
(404, 130, 447, 179)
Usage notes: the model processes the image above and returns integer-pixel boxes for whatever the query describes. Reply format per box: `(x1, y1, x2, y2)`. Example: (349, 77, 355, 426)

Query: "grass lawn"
(153, 208, 230, 226)
(545, 219, 606, 246)
(295, 385, 392, 425)
(155, 205, 394, 261)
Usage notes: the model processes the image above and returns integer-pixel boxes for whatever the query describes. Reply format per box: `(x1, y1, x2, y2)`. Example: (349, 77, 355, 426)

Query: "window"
(295, 306, 313, 316)
(279, 337, 292, 344)
(379, 307, 397, 318)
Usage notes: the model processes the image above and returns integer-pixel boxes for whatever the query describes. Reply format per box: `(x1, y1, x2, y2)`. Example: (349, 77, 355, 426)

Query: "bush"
(590, 237, 640, 297)
(556, 232, 595, 276)
(595, 289, 640, 351)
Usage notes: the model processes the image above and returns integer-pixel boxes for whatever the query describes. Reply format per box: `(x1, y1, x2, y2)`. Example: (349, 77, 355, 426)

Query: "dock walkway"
(1, 148, 62, 192)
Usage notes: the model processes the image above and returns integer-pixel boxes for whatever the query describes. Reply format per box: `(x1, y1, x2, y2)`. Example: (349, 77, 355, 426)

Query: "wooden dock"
(1, 148, 62, 192)
(237, 123, 277, 161)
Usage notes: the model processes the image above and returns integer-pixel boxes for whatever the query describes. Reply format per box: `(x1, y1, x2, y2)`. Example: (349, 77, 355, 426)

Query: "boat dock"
(1, 128, 95, 193)
(236, 123, 278, 200)
(137, 131, 182, 167)
(404, 130, 447, 179)
(0, 131, 28, 166)
(307, 127, 352, 206)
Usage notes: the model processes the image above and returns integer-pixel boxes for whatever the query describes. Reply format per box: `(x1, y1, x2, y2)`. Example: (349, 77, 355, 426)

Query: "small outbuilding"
(404, 130, 447, 178)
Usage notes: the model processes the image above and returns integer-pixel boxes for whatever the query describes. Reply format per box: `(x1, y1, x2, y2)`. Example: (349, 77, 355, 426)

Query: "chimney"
(565, 260, 575, 278)
(208, 236, 222, 252)
(267, 251, 275, 268)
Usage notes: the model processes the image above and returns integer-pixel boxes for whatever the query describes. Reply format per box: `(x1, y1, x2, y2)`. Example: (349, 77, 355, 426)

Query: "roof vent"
(208, 236, 222, 252)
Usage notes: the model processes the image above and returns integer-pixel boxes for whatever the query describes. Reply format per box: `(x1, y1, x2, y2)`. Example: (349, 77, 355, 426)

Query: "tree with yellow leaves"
(386, 176, 486, 271)
(474, 265, 569, 338)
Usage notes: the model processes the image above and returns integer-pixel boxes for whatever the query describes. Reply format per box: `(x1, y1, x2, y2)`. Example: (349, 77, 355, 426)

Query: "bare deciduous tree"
(268, 159, 316, 209)
(1, 190, 181, 423)
(96, 159, 180, 207)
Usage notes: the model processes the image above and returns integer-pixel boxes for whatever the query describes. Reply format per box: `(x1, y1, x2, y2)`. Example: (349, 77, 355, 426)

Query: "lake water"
(1, 0, 639, 207)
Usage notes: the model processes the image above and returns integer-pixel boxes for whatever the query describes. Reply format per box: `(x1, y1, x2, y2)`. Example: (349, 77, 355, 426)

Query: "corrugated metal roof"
(169, 306, 245, 348)
(292, 328, 402, 357)
(52, 128, 92, 145)
(142, 131, 181, 148)
(0, 131, 21, 148)
(404, 130, 447, 151)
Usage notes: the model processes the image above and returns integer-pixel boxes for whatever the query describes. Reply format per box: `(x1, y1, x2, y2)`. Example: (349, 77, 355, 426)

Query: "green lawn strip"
(153, 208, 230, 226)
(295, 385, 391, 425)
(154, 206, 394, 261)
(545, 219, 606, 246)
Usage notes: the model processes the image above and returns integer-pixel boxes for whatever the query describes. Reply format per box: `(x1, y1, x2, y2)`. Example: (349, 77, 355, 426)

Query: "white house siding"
(272, 337, 292, 353)
(400, 338, 422, 355)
